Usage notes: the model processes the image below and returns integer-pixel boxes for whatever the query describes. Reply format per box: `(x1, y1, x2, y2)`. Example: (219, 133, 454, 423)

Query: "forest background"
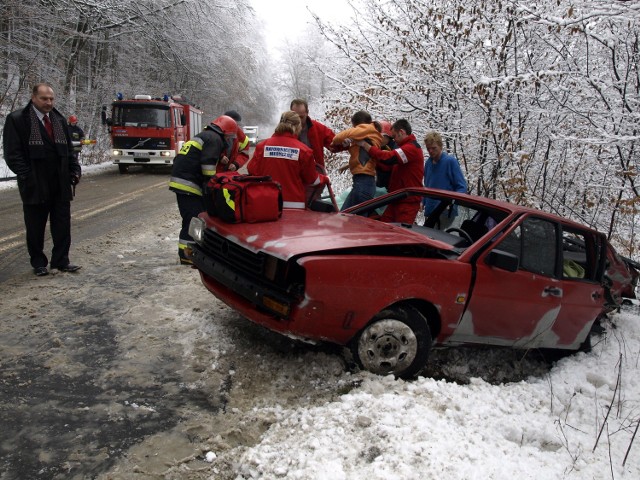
(0, 0, 638, 259)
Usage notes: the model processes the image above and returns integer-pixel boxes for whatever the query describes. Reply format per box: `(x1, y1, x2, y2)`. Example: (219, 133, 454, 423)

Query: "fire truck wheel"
(118, 164, 129, 174)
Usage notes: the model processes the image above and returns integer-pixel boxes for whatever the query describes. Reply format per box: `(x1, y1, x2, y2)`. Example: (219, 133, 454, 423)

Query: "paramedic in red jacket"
(248, 111, 329, 209)
(358, 119, 424, 224)
(290, 98, 336, 172)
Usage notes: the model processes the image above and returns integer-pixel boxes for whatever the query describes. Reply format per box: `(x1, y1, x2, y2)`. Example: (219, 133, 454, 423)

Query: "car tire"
(352, 305, 432, 379)
(118, 164, 128, 174)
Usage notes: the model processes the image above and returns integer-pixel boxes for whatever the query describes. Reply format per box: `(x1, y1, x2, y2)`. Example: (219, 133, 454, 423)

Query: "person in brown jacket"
(331, 111, 383, 212)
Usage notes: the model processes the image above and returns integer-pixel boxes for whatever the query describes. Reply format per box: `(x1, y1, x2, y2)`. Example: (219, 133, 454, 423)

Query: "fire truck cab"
(109, 94, 203, 173)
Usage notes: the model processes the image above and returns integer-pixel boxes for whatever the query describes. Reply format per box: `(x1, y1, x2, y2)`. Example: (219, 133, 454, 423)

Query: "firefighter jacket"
(298, 117, 336, 170)
(216, 126, 250, 173)
(169, 128, 226, 196)
(248, 132, 320, 209)
(332, 123, 383, 177)
(368, 134, 424, 194)
(68, 124, 85, 153)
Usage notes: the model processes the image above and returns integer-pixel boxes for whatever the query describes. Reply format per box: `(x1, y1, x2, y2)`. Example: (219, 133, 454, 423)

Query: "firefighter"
(169, 115, 237, 264)
(217, 110, 250, 172)
(67, 115, 85, 162)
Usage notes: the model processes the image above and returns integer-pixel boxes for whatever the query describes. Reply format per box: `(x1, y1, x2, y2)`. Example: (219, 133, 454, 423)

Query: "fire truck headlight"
(113, 149, 123, 156)
(189, 217, 205, 244)
(160, 151, 172, 157)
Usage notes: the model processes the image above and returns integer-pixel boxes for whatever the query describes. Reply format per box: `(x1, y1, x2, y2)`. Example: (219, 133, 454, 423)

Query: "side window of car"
(499, 217, 558, 277)
(561, 228, 597, 281)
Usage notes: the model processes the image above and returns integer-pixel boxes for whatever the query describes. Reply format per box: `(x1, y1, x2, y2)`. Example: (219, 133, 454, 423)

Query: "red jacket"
(299, 117, 336, 170)
(368, 134, 424, 193)
(248, 132, 320, 209)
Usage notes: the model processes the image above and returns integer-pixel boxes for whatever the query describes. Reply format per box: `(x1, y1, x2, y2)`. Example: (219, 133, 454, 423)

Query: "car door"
(449, 215, 565, 348)
(550, 225, 605, 348)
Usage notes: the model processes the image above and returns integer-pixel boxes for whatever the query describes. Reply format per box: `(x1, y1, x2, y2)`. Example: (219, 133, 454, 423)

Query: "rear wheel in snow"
(353, 305, 432, 379)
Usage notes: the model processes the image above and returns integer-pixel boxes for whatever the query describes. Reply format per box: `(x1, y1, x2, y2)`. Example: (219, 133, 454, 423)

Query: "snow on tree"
(313, 0, 639, 257)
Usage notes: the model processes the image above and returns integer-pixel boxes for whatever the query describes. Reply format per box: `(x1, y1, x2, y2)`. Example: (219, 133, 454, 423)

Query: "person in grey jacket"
(2, 83, 82, 276)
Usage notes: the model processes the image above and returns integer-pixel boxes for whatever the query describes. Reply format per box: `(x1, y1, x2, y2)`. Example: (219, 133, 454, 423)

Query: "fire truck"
(109, 94, 203, 173)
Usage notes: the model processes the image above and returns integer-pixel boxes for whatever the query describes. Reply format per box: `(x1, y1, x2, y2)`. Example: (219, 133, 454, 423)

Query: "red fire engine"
(109, 94, 203, 173)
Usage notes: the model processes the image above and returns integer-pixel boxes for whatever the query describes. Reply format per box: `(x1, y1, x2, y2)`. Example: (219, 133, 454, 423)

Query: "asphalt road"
(0, 165, 174, 283)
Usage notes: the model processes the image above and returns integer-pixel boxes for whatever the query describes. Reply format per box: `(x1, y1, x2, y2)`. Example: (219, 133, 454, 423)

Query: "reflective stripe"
(283, 201, 305, 209)
(179, 138, 204, 155)
(395, 147, 409, 164)
(178, 239, 196, 249)
(238, 135, 249, 150)
(223, 188, 236, 211)
(201, 164, 216, 176)
(169, 177, 203, 196)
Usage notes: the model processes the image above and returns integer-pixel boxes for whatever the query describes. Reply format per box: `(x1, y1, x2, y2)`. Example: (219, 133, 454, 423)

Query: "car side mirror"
(486, 249, 519, 272)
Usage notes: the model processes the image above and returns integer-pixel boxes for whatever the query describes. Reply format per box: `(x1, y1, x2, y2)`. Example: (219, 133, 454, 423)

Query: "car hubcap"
(358, 319, 418, 375)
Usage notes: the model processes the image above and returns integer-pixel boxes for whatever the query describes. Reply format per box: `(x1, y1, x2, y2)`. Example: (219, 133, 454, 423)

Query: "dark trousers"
(341, 174, 376, 212)
(23, 199, 71, 268)
(176, 193, 205, 242)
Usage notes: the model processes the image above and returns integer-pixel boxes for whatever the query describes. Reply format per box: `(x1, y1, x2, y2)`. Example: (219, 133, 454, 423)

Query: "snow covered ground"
(233, 310, 640, 479)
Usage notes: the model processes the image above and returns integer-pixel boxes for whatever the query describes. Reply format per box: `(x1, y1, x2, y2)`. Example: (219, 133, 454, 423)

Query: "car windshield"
(112, 105, 171, 128)
(345, 190, 510, 248)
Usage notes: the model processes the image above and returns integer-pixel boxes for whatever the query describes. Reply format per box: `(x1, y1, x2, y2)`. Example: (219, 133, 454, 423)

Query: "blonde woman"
(248, 111, 329, 209)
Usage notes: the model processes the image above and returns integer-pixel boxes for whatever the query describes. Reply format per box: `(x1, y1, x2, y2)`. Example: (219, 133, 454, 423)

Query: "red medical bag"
(206, 173, 283, 223)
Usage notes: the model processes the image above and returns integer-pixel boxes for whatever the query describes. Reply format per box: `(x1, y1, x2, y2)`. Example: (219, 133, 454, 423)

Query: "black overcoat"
(3, 102, 81, 204)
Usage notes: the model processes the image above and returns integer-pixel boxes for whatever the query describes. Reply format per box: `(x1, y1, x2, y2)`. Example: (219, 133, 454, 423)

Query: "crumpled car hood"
(201, 209, 455, 260)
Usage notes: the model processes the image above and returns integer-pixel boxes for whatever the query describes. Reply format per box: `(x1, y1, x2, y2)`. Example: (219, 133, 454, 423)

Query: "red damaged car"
(188, 187, 638, 378)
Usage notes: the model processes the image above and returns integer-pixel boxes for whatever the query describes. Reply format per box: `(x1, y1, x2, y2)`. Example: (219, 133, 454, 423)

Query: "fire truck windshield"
(112, 105, 171, 128)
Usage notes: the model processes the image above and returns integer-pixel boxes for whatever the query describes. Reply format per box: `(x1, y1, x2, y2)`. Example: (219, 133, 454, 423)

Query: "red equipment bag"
(206, 173, 283, 223)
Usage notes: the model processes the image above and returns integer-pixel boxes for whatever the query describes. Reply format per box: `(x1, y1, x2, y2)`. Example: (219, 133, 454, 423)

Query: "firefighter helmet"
(379, 120, 393, 137)
(68, 115, 78, 124)
(211, 115, 237, 136)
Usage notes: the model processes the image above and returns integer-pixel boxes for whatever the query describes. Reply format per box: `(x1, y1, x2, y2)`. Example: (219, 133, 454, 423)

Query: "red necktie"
(43, 114, 54, 139)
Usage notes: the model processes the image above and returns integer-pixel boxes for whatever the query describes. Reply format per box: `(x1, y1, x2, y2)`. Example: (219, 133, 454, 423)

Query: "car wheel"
(353, 305, 432, 379)
(118, 164, 128, 174)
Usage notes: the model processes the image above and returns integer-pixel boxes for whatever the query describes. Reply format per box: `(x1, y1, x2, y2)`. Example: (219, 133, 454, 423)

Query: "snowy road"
(0, 167, 350, 479)
(0, 166, 174, 283)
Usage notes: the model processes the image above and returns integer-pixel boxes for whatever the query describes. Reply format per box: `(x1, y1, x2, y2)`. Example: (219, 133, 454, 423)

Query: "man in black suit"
(2, 83, 82, 276)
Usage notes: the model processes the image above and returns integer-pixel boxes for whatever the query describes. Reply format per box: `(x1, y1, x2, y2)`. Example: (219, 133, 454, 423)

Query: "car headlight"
(113, 149, 122, 156)
(189, 217, 205, 244)
(160, 150, 173, 157)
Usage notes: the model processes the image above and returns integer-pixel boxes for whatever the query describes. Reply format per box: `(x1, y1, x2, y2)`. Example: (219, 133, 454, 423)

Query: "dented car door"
(452, 216, 564, 347)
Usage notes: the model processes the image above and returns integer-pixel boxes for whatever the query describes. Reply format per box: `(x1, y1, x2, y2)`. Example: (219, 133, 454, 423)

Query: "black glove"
(70, 175, 80, 186)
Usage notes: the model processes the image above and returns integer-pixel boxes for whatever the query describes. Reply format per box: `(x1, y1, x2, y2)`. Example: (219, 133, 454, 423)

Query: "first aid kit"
(205, 173, 283, 223)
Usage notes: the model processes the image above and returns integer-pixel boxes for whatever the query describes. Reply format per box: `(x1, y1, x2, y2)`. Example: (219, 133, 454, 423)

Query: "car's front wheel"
(353, 305, 432, 379)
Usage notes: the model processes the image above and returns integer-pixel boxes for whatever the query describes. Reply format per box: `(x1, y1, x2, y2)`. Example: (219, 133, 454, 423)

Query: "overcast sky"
(250, 0, 349, 52)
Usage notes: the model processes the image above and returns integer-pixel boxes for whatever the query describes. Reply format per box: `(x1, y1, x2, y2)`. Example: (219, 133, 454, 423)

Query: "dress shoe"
(56, 264, 82, 273)
(34, 267, 49, 276)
